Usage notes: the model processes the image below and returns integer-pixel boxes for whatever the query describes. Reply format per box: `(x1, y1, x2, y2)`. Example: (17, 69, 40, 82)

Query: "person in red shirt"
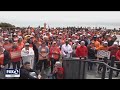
(52, 61, 64, 79)
(3, 38, 12, 68)
(108, 42, 119, 58)
(10, 42, 21, 69)
(76, 41, 88, 59)
(13, 33, 18, 42)
(115, 44, 120, 77)
(49, 41, 60, 73)
(0, 43, 10, 78)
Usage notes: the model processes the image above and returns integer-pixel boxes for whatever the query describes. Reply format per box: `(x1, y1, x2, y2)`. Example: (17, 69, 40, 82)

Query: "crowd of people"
(0, 23, 120, 79)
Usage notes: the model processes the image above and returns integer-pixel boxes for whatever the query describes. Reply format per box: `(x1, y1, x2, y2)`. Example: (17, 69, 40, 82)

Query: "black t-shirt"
(20, 66, 38, 79)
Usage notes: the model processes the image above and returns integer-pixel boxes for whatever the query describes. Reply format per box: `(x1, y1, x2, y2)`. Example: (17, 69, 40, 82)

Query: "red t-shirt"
(76, 46, 88, 57)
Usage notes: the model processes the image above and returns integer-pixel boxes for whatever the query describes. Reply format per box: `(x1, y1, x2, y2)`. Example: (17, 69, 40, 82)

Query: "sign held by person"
(97, 50, 111, 59)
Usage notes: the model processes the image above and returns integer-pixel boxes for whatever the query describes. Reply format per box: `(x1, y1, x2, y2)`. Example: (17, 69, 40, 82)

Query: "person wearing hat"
(10, 42, 21, 69)
(108, 42, 119, 58)
(92, 35, 100, 50)
(52, 61, 64, 79)
(97, 41, 109, 51)
(72, 40, 80, 57)
(107, 35, 117, 46)
(106, 41, 119, 73)
(13, 33, 18, 42)
(97, 41, 109, 73)
(76, 41, 88, 59)
(3, 38, 12, 52)
(21, 42, 35, 69)
(61, 40, 73, 58)
(49, 41, 61, 73)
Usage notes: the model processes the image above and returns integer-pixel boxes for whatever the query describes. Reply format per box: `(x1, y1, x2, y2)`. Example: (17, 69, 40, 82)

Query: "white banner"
(97, 50, 111, 59)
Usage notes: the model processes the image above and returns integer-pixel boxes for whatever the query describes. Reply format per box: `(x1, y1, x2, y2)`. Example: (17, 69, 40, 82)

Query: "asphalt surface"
(0, 61, 120, 79)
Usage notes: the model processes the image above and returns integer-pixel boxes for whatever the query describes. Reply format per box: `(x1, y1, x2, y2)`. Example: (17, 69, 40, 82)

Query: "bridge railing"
(63, 56, 120, 79)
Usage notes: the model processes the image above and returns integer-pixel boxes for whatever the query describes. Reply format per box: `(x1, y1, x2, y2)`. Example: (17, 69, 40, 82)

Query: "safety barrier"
(63, 56, 120, 79)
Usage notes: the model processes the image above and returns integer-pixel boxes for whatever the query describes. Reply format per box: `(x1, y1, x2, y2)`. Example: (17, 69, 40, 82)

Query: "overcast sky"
(0, 11, 120, 27)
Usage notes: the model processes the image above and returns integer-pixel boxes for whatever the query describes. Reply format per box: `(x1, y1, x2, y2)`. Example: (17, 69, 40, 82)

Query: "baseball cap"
(113, 42, 118, 45)
(55, 61, 62, 67)
(87, 34, 91, 36)
(53, 41, 56, 44)
(104, 41, 108, 44)
(25, 43, 30, 46)
(59, 33, 62, 35)
(13, 33, 17, 36)
(93, 35, 97, 38)
(75, 40, 79, 42)
(81, 41, 85, 44)
(4, 38, 8, 41)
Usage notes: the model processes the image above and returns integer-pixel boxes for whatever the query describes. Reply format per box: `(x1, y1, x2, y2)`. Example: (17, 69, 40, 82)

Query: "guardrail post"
(82, 57, 87, 79)
(101, 57, 107, 79)
(109, 55, 115, 79)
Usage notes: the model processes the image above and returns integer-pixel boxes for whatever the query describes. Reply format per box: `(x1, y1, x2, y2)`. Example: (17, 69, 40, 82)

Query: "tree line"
(0, 22, 15, 28)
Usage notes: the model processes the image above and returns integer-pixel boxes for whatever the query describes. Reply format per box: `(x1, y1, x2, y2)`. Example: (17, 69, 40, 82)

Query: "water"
(46, 22, 120, 30)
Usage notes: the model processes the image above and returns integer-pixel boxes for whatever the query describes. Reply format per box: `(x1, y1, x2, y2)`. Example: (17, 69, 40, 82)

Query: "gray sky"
(0, 11, 120, 27)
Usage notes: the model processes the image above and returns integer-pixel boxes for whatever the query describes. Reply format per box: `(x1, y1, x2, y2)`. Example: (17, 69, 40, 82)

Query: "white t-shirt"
(61, 44, 73, 58)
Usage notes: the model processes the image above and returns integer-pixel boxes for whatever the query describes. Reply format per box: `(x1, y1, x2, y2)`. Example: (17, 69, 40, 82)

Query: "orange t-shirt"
(10, 48, 21, 62)
(49, 46, 60, 60)
(97, 45, 109, 51)
(3, 43, 12, 52)
(93, 41, 100, 50)
(18, 42, 24, 50)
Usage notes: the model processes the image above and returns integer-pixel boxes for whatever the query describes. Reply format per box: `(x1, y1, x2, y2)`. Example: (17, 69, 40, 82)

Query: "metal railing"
(82, 56, 120, 79)
(63, 56, 120, 79)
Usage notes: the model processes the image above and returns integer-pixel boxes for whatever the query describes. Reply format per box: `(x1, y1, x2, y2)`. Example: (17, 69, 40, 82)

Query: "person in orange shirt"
(18, 38, 24, 50)
(3, 38, 12, 52)
(97, 41, 109, 51)
(92, 36, 100, 50)
(49, 41, 61, 73)
(97, 41, 109, 73)
(10, 42, 21, 69)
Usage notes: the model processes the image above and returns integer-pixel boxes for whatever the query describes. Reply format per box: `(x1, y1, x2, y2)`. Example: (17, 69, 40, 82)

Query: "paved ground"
(1, 62, 120, 79)
(86, 65, 120, 79)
